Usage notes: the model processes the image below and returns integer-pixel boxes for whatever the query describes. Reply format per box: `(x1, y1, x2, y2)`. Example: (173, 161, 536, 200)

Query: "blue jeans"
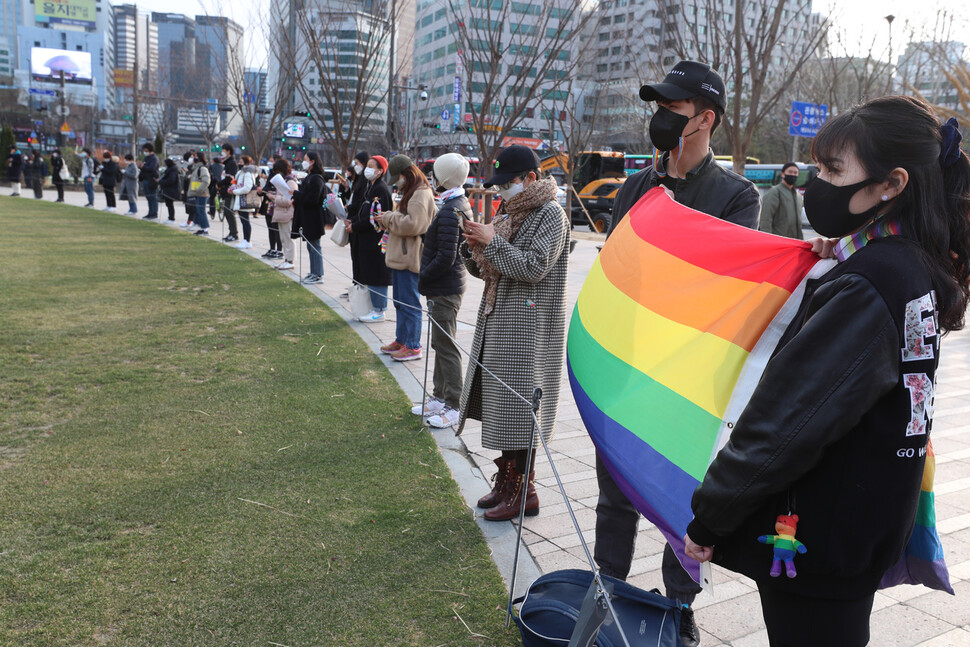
(392, 269, 422, 349)
(194, 197, 210, 229)
(83, 177, 95, 204)
(141, 180, 158, 217)
(307, 238, 323, 277)
(369, 285, 388, 311)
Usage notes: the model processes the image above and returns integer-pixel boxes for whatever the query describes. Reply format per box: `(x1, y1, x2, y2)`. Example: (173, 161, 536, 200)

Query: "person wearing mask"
(373, 155, 435, 360)
(259, 161, 284, 260)
(291, 151, 331, 283)
(7, 145, 23, 196)
(179, 151, 197, 228)
(229, 155, 260, 249)
(122, 154, 139, 214)
(158, 158, 182, 222)
(346, 155, 392, 315)
(99, 151, 120, 212)
(594, 60, 761, 647)
(685, 96, 970, 647)
(208, 155, 224, 221)
(80, 148, 96, 207)
(30, 150, 48, 199)
(219, 144, 240, 241)
(268, 158, 298, 271)
(411, 153, 471, 427)
(138, 142, 160, 219)
(186, 151, 211, 237)
(50, 149, 66, 202)
(457, 145, 570, 522)
(759, 162, 804, 239)
(341, 151, 370, 298)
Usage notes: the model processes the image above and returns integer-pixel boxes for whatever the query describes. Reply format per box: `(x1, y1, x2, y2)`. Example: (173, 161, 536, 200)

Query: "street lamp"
(392, 84, 428, 152)
(885, 14, 896, 94)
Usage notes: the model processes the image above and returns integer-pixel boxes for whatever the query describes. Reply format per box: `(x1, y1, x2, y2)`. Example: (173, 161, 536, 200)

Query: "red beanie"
(371, 155, 388, 173)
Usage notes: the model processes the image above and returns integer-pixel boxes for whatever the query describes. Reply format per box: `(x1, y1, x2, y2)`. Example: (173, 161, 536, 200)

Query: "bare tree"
(448, 0, 595, 182)
(661, 0, 828, 173)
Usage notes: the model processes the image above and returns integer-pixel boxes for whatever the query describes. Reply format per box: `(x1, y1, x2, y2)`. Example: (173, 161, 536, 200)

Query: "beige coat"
(382, 185, 435, 273)
(271, 176, 298, 223)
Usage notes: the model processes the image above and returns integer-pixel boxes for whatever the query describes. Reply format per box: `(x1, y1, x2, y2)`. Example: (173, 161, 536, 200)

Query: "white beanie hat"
(432, 153, 470, 190)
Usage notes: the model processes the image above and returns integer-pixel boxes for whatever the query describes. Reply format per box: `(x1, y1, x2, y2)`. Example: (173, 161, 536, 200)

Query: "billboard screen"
(35, 0, 96, 27)
(283, 122, 306, 138)
(30, 48, 93, 84)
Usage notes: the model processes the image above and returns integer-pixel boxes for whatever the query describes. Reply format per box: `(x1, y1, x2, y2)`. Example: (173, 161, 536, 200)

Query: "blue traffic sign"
(440, 109, 451, 120)
(29, 88, 57, 97)
(789, 101, 828, 137)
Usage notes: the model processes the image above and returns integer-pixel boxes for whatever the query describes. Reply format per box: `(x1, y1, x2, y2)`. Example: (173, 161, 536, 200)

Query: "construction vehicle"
(540, 151, 626, 233)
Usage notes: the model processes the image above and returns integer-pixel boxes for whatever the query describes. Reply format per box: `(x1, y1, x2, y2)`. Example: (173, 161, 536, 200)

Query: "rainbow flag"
(567, 187, 951, 592)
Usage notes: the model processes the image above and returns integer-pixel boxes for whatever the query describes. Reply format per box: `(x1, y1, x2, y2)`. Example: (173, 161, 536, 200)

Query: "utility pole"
(58, 70, 66, 148)
(386, 0, 397, 149)
(131, 4, 140, 157)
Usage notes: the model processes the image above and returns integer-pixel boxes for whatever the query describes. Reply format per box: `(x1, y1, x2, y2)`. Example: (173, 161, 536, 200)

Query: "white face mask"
(498, 181, 525, 201)
(352, 162, 363, 174)
(364, 167, 378, 180)
(79, 152, 86, 158)
(302, 160, 311, 170)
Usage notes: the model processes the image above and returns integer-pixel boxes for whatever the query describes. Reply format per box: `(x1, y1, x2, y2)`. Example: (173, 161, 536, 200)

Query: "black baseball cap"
(484, 145, 542, 188)
(639, 60, 726, 112)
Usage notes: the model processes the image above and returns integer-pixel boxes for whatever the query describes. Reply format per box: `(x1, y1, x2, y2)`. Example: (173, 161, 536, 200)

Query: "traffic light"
(421, 121, 441, 129)
(281, 137, 286, 143)
(293, 111, 311, 118)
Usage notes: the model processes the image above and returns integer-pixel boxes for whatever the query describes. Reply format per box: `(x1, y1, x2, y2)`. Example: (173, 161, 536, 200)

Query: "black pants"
(593, 452, 702, 604)
(223, 204, 238, 236)
(54, 182, 64, 201)
(265, 213, 281, 251)
(32, 177, 43, 198)
(209, 190, 217, 217)
(104, 187, 116, 208)
(164, 198, 175, 220)
(759, 586, 874, 646)
(238, 210, 252, 241)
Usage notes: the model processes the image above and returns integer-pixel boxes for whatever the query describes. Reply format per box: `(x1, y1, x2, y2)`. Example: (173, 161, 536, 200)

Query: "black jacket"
(292, 172, 330, 240)
(218, 157, 238, 197)
(158, 165, 181, 199)
(349, 178, 393, 286)
(99, 160, 120, 188)
(419, 193, 469, 297)
(687, 236, 938, 599)
(50, 155, 65, 184)
(7, 151, 22, 181)
(138, 153, 159, 183)
(609, 150, 761, 236)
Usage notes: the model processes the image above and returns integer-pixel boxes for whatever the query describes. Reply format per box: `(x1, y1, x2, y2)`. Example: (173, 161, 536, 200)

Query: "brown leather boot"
(477, 457, 511, 509)
(483, 461, 539, 521)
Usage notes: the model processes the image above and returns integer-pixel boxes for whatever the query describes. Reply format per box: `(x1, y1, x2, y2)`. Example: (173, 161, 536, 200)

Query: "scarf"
(472, 177, 559, 316)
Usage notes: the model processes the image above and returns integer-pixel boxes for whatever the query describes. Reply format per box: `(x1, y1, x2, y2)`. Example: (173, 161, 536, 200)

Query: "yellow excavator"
(540, 151, 626, 233)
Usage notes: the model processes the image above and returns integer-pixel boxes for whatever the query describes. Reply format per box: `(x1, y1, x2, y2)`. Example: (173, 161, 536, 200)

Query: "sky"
(129, 0, 970, 67)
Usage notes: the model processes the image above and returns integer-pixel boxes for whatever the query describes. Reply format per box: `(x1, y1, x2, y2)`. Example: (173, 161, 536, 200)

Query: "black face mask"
(781, 174, 797, 187)
(803, 177, 881, 238)
(649, 106, 699, 152)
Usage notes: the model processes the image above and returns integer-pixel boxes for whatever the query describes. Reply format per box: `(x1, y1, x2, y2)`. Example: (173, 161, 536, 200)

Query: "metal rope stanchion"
(507, 387, 542, 628)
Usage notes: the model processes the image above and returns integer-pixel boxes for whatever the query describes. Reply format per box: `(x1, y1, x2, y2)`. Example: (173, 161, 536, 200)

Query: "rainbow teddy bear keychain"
(758, 514, 808, 578)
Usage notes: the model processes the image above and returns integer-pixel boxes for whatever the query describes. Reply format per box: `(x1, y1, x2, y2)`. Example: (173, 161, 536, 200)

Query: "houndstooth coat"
(456, 199, 570, 451)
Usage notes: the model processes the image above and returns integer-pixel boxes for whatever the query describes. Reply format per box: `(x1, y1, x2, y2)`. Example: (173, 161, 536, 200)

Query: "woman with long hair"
(291, 151, 330, 284)
(372, 155, 435, 360)
(268, 158, 298, 271)
(684, 96, 970, 646)
(346, 155, 392, 314)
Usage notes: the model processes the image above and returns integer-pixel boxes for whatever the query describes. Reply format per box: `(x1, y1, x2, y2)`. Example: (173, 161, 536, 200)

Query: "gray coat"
(122, 164, 139, 199)
(457, 200, 570, 451)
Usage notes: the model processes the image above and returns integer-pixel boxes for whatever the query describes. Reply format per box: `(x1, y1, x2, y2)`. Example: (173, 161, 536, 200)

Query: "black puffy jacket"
(419, 193, 469, 297)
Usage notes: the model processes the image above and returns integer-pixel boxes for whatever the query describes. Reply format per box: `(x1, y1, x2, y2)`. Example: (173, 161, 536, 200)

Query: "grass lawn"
(0, 197, 520, 646)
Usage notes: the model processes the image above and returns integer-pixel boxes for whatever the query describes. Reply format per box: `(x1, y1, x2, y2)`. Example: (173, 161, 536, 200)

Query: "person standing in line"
(346, 154, 392, 315)
(186, 151, 211, 237)
(158, 158, 182, 222)
(138, 143, 160, 219)
(178, 151, 197, 228)
(122, 154, 139, 214)
(342, 151, 370, 298)
(411, 153, 471, 428)
(268, 158, 298, 271)
(759, 162, 804, 239)
(374, 155, 435, 359)
(596, 60, 761, 647)
(219, 144, 240, 241)
(457, 145, 570, 522)
(229, 155, 259, 249)
(50, 149, 66, 202)
(30, 150, 47, 199)
(7, 145, 23, 196)
(99, 151, 119, 212)
(207, 154, 224, 221)
(259, 156, 284, 260)
(291, 151, 331, 284)
(80, 148, 96, 207)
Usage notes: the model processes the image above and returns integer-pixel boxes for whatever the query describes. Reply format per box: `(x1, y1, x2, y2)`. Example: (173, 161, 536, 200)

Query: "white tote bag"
(349, 283, 372, 318)
(330, 217, 350, 247)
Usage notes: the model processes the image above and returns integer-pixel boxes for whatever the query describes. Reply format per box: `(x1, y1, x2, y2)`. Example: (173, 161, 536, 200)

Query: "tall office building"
(112, 3, 157, 86)
(152, 12, 197, 101)
(897, 40, 966, 112)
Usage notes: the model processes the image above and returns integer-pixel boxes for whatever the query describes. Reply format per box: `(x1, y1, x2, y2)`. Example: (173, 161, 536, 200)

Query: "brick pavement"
(47, 188, 970, 645)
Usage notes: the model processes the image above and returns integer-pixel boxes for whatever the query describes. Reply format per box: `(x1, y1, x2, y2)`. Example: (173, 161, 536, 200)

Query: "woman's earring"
(881, 194, 889, 201)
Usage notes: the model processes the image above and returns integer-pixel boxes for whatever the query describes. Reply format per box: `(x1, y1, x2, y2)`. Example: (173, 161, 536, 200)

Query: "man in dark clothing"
(219, 144, 240, 241)
(7, 146, 23, 196)
(208, 156, 225, 219)
(138, 142, 160, 219)
(595, 60, 761, 647)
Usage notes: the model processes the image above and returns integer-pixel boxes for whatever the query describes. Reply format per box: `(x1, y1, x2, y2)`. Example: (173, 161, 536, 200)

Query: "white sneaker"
(187, 224, 200, 232)
(234, 240, 253, 249)
(410, 398, 446, 417)
(179, 221, 191, 228)
(359, 310, 385, 323)
(427, 407, 460, 428)
(275, 261, 294, 270)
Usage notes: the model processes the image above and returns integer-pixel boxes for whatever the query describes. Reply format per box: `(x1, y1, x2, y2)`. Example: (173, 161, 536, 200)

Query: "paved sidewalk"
(48, 189, 970, 645)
